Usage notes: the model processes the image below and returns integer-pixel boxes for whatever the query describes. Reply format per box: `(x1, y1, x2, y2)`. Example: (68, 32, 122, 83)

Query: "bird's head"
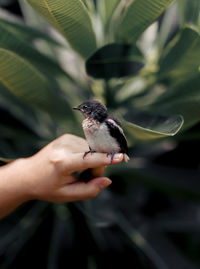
(73, 100, 108, 122)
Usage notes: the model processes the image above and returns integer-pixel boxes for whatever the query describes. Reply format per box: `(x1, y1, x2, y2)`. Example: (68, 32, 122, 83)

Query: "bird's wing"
(105, 116, 128, 154)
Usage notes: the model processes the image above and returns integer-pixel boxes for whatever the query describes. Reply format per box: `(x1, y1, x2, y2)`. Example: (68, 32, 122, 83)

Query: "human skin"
(0, 134, 123, 219)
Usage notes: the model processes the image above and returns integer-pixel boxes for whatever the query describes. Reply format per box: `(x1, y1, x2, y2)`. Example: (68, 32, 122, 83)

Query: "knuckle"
(49, 150, 63, 164)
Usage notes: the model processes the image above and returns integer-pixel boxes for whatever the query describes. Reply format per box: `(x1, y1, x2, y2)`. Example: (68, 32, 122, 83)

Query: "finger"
(66, 153, 123, 173)
(91, 166, 105, 177)
(78, 166, 105, 182)
(62, 174, 77, 185)
(59, 177, 112, 202)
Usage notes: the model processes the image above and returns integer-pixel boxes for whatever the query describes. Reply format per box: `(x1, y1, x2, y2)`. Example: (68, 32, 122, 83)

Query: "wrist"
(0, 158, 33, 218)
(13, 156, 42, 201)
(9, 158, 33, 203)
(18, 152, 58, 201)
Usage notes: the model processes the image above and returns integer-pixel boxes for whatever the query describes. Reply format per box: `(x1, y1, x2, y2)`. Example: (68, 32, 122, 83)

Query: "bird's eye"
(83, 105, 88, 109)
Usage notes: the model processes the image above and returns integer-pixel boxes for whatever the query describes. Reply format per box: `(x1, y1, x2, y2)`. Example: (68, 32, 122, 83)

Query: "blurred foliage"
(0, 0, 200, 268)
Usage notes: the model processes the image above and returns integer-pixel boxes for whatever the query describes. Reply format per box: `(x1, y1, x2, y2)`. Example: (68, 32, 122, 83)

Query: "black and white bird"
(73, 100, 129, 163)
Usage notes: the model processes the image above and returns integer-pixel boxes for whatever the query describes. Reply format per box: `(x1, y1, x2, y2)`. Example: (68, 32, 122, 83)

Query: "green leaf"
(149, 28, 200, 130)
(0, 48, 72, 121)
(159, 27, 200, 82)
(177, 0, 200, 28)
(26, 0, 97, 58)
(86, 43, 144, 79)
(0, 22, 68, 78)
(81, 0, 95, 12)
(147, 76, 200, 130)
(117, 0, 174, 43)
(105, 0, 120, 21)
(0, 18, 89, 88)
(99, 0, 121, 25)
(122, 110, 183, 141)
(0, 17, 60, 45)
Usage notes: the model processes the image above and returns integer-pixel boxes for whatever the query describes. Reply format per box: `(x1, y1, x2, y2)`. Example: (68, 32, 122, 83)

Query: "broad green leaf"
(99, 0, 121, 25)
(159, 27, 200, 82)
(0, 17, 60, 45)
(86, 43, 144, 79)
(0, 18, 88, 87)
(104, 0, 120, 23)
(177, 0, 200, 28)
(117, 0, 174, 43)
(121, 110, 183, 141)
(147, 76, 200, 130)
(0, 48, 73, 121)
(81, 0, 95, 12)
(0, 22, 68, 79)
(26, 0, 97, 58)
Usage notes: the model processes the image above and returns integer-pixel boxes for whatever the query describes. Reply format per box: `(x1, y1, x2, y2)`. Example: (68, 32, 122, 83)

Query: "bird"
(73, 100, 129, 163)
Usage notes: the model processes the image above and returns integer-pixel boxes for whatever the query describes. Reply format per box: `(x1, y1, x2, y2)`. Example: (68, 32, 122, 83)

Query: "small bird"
(73, 100, 129, 163)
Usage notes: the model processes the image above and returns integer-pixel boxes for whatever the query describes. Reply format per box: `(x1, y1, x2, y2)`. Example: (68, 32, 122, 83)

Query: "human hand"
(21, 134, 124, 203)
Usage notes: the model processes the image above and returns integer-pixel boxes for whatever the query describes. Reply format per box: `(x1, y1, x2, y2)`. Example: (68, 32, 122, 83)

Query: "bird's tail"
(123, 154, 130, 163)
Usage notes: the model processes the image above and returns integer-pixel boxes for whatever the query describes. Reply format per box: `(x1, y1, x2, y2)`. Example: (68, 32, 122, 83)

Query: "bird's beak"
(73, 106, 81, 111)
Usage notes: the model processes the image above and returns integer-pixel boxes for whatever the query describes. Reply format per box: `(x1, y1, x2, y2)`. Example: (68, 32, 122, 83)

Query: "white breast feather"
(83, 119, 120, 153)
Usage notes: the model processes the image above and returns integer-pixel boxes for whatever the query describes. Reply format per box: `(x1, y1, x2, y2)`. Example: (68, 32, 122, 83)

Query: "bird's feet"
(83, 150, 96, 159)
(106, 152, 117, 164)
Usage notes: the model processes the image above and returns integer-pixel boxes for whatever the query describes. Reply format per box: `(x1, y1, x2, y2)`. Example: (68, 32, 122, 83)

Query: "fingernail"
(113, 153, 123, 162)
(100, 178, 112, 189)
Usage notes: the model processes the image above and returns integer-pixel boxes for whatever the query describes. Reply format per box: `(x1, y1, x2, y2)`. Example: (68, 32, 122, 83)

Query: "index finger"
(66, 152, 124, 173)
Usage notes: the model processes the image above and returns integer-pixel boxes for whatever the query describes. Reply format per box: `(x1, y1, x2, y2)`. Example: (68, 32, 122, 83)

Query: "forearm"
(0, 159, 30, 219)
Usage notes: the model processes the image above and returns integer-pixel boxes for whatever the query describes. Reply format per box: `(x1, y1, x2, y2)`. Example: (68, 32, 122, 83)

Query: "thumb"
(59, 177, 112, 201)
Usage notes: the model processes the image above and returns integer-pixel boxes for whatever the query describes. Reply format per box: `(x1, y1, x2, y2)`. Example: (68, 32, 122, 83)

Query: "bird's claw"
(83, 150, 96, 159)
(106, 152, 116, 164)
